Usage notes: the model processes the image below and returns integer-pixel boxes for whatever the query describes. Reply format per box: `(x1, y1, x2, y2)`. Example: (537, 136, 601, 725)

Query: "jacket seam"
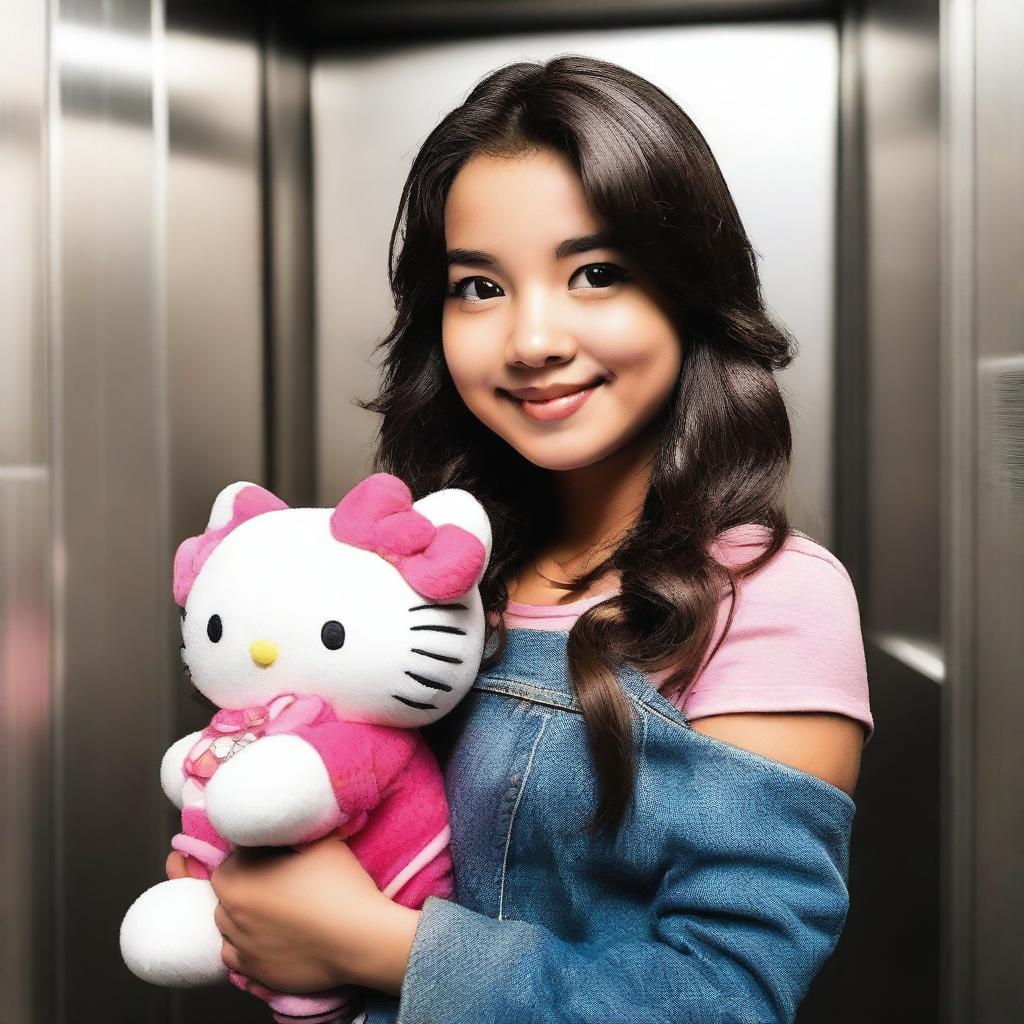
(497, 712, 550, 922)
(476, 678, 691, 732)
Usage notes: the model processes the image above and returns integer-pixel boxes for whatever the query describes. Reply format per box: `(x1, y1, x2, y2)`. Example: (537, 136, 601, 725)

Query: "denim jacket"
(364, 626, 856, 1024)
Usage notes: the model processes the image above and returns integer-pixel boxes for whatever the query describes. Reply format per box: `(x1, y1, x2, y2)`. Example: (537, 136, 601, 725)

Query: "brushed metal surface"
(18, 3, 268, 1021)
(971, 0, 1024, 1013)
(163, 9, 267, 1022)
(263, 14, 316, 507)
(0, 6, 52, 1023)
(50, 3, 173, 1018)
(830, 1, 943, 1018)
(938, 1, 977, 1019)
(860, 0, 942, 646)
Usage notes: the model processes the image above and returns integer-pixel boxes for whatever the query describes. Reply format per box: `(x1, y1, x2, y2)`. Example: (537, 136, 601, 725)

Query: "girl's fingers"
(220, 938, 244, 972)
(213, 901, 238, 940)
(165, 850, 189, 880)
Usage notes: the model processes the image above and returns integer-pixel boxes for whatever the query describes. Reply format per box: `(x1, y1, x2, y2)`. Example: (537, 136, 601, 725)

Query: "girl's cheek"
(444, 320, 500, 385)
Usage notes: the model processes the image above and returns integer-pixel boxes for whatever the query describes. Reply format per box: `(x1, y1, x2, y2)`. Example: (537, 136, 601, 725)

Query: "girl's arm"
(689, 710, 865, 796)
(205, 713, 859, 1020)
(388, 719, 856, 1024)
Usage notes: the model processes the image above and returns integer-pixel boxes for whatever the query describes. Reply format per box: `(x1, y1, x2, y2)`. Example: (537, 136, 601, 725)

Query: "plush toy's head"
(174, 474, 492, 728)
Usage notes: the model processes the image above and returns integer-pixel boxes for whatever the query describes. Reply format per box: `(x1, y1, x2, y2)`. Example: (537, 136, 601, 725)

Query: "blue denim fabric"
(364, 627, 855, 1024)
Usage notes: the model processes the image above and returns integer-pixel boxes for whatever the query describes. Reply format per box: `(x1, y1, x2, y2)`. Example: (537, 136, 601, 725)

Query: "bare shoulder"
(688, 711, 864, 797)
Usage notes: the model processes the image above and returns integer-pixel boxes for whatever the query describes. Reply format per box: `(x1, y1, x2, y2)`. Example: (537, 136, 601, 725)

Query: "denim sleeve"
(395, 764, 854, 1024)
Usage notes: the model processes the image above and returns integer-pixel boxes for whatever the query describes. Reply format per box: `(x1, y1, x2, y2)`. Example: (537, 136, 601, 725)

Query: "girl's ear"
(173, 482, 288, 606)
(412, 488, 493, 585)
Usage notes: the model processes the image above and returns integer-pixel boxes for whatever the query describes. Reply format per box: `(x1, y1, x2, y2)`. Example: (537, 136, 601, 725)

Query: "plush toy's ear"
(173, 482, 288, 606)
(412, 488, 493, 589)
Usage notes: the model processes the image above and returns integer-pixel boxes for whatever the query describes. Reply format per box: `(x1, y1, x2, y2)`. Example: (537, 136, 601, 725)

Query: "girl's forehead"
(445, 150, 596, 238)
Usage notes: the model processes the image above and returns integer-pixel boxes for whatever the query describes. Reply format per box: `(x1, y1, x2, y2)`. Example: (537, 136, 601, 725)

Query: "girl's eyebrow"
(445, 231, 621, 270)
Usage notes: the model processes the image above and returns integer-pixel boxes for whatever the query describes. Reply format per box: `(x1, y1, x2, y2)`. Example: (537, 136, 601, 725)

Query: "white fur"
(120, 878, 227, 986)
(206, 480, 258, 531)
(160, 731, 203, 810)
(204, 734, 343, 846)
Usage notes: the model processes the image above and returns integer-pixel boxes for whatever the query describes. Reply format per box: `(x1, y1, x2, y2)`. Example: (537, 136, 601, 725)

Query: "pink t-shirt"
(504, 525, 874, 741)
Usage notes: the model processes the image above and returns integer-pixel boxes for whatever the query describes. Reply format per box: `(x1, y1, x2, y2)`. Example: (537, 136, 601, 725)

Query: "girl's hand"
(209, 836, 421, 997)
(166, 850, 190, 879)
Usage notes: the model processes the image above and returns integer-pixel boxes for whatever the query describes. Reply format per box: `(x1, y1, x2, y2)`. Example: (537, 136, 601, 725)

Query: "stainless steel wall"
(942, 0, 1024, 1019)
(1, 2, 53, 1021)
(0, 2, 272, 1021)
(830, 0, 1024, 1021)
(822, 1, 944, 1019)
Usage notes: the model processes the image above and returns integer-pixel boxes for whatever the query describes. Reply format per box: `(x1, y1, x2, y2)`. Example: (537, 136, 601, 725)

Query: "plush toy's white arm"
(203, 734, 343, 847)
(160, 731, 204, 810)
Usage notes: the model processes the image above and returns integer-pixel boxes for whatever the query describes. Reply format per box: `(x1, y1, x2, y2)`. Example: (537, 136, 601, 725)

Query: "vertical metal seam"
(938, 0, 977, 1019)
(258, 10, 276, 493)
(834, 0, 869, 596)
(150, 1, 174, 1020)
(44, 2, 66, 1021)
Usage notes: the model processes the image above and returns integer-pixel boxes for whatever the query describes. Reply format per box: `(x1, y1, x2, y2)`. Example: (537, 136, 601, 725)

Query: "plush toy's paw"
(120, 877, 227, 986)
(204, 734, 342, 847)
(160, 730, 204, 810)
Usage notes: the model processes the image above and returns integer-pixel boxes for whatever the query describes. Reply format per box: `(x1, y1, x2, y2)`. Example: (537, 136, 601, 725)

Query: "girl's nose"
(504, 292, 576, 368)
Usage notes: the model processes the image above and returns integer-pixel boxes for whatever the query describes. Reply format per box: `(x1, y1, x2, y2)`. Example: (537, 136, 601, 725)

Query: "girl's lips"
(504, 380, 605, 421)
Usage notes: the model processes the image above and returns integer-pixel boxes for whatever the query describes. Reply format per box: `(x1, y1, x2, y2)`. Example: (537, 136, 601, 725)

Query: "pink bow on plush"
(330, 473, 485, 601)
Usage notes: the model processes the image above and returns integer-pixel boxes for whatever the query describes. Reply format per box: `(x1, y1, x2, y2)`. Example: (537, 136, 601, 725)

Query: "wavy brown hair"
(357, 55, 798, 833)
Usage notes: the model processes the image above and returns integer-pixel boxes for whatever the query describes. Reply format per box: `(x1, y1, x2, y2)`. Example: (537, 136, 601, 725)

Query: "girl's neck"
(552, 434, 654, 551)
(507, 422, 659, 605)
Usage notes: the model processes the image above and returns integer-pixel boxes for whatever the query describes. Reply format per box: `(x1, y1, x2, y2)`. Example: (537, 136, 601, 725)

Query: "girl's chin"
(509, 439, 618, 472)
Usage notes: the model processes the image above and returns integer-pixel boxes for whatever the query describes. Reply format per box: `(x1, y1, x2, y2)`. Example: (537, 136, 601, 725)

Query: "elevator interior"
(1, 0, 1020, 1021)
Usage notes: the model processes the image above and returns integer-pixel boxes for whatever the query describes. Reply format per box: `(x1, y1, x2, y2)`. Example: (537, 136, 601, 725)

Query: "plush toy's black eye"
(321, 620, 345, 651)
(207, 614, 223, 643)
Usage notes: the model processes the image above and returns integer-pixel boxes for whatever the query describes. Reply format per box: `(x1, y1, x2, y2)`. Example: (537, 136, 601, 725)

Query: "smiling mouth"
(498, 378, 606, 421)
(498, 376, 608, 403)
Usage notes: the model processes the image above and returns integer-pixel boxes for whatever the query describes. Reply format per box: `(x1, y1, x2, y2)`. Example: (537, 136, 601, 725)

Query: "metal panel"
(50, 3, 173, 1018)
(2, 1, 302, 1020)
(830, 1, 943, 1018)
(163, 7, 268, 1021)
(971, 2, 1024, 1017)
(21, 2, 268, 1020)
(0, 4, 53, 1021)
(941, 2, 1024, 1021)
(938, 1, 976, 1018)
(263, 13, 316, 506)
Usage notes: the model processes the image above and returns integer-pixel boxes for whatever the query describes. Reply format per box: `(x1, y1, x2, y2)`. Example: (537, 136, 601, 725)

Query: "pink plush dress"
(171, 693, 453, 1024)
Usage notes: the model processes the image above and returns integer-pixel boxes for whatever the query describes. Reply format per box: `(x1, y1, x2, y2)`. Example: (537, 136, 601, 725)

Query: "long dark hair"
(358, 55, 797, 833)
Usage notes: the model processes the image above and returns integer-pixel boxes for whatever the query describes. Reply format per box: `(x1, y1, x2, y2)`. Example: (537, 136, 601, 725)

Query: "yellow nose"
(249, 641, 278, 667)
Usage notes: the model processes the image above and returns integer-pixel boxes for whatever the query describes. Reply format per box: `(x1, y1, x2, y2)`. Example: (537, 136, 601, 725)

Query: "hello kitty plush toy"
(119, 473, 492, 1024)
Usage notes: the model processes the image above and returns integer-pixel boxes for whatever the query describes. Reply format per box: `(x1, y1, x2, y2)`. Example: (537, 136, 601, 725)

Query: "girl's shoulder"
(679, 523, 873, 740)
(710, 523, 853, 586)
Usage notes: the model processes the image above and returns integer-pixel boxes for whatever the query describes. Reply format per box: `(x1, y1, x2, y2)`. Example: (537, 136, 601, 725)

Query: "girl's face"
(442, 148, 683, 473)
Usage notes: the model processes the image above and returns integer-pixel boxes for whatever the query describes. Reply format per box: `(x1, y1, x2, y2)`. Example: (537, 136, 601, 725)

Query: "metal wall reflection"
(0, 2, 53, 1021)
(0, 2, 271, 1021)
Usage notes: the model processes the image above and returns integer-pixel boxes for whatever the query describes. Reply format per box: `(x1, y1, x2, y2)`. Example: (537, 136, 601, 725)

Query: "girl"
(169, 55, 872, 1022)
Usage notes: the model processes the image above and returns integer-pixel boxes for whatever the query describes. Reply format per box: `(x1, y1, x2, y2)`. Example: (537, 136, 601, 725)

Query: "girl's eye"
(446, 263, 630, 303)
(446, 276, 503, 303)
(569, 263, 631, 290)
(321, 620, 346, 651)
(207, 614, 222, 643)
